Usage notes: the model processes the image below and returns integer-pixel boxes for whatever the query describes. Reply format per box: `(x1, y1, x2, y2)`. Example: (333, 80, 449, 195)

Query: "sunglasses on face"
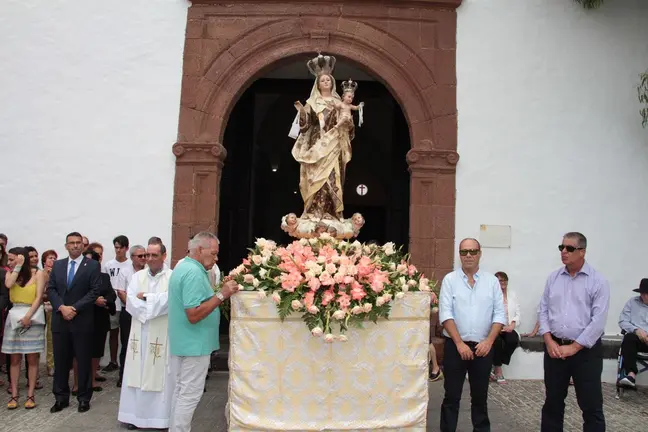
(558, 245, 584, 253)
(459, 249, 480, 256)
(132, 254, 146, 259)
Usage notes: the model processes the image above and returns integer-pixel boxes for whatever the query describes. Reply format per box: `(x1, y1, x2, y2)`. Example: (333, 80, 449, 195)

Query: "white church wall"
(456, 0, 648, 378)
(0, 0, 189, 261)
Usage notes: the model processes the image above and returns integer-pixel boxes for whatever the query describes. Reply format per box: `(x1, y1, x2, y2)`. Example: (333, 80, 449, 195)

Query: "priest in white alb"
(118, 240, 175, 430)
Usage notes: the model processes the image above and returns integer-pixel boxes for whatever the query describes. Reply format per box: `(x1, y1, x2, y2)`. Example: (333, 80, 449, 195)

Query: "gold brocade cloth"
(227, 292, 430, 431)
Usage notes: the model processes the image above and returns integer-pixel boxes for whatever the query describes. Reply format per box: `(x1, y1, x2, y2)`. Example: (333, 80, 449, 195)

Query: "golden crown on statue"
(341, 78, 358, 93)
(306, 53, 337, 76)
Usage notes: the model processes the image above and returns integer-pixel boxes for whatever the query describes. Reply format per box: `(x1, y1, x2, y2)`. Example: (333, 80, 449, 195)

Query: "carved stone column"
(407, 140, 459, 281)
(171, 137, 227, 264)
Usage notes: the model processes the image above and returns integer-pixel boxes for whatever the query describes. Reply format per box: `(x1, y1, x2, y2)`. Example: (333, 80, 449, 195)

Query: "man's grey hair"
(188, 232, 219, 251)
(129, 245, 145, 256)
(564, 232, 587, 249)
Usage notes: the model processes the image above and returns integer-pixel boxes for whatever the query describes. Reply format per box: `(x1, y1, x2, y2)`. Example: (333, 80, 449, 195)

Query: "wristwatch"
(215, 291, 225, 302)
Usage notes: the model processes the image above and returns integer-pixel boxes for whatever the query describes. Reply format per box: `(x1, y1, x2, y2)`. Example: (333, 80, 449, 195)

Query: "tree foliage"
(639, 71, 648, 128)
(574, 0, 604, 9)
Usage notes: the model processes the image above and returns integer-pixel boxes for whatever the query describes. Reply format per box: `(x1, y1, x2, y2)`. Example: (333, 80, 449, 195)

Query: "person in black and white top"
(103, 235, 131, 373)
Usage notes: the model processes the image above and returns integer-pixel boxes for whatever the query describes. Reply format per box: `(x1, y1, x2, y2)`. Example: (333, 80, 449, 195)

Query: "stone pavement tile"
(7, 366, 648, 431)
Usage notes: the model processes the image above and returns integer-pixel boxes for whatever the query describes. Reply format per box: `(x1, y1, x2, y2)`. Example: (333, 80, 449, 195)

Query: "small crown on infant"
(341, 79, 358, 94)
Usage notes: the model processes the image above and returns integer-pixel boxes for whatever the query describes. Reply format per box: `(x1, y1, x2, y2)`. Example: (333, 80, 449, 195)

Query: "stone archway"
(172, 0, 461, 281)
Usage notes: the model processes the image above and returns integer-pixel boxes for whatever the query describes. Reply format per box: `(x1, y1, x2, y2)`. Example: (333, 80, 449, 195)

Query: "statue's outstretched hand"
(294, 101, 303, 111)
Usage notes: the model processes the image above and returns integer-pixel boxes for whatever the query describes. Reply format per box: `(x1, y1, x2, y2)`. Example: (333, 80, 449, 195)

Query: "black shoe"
(102, 362, 119, 372)
(619, 375, 636, 388)
(78, 401, 90, 412)
(50, 401, 69, 413)
(95, 375, 107, 382)
(127, 424, 139, 430)
(116, 379, 122, 388)
(71, 390, 78, 396)
(92, 386, 103, 392)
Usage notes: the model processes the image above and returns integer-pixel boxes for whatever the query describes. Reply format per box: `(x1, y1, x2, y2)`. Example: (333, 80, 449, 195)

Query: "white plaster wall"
(456, 0, 648, 377)
(0, 0, 189, 261)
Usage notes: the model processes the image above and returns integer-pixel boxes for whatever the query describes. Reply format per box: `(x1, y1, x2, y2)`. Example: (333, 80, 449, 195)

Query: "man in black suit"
(47, 232, 101, 413)
(0, 267, 8, 317)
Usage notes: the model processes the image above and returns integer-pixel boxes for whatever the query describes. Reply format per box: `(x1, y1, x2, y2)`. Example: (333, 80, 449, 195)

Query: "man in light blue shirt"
(167, 232, 238, 432)
(438, 238, 506, 432)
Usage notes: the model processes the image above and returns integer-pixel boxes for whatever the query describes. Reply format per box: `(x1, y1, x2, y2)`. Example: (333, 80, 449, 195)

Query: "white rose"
(258, 289, 267, 298)
(320, 232, 332, 240)
(252, 255, 263, 265)
(382, 293, 392, 303)
(419, 277, 431, 292)
(261, 256, 269, 265)
(402, 284, 409, 293)
(395, 292, 405, 299)
(431, 306, 439, 314)
(376, 297, 385, 307)
(255, 238, 268, 249)
(389, 262, 396, 271)
(397, 263, 408, 274)
(309, 238, 318, 245)
(363, 303, 373, 313)
(307, 305, 319, 314)
(299, 238, 309, 246)
(383, 243, 395, 256)
(311, 327, 323, 337)
(291, 300, 303, 310)
(272, 292, 281, 304)
(317, 255, 326, 264)
(339, 241, 348, 248)
(351, 305, 363, 315)
(259, 268, 267, 278)
(332, 310, 346, 320)
(324, 333, 335, 343)
(363, 246, 371, 254)
(238, 284, 245, 291)
(338, 334, 348, 342)
(408, 279, 417, 287)
(252, 278, 260, 287)
(351, 240, 362, 248)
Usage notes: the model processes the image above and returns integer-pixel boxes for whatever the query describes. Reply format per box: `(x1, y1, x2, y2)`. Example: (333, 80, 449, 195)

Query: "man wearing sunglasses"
(438, 238, 507, 432)
(538, 232, 609, 432)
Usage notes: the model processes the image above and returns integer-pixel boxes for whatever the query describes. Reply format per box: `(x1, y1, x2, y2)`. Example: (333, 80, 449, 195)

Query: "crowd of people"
(0, 231, 239, 431)
(2, 229, 648, 432)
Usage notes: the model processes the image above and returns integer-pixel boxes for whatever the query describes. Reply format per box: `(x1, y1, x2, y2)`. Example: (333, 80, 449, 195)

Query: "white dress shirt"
(439, 268, 507, 342)
(504, 290, 521, 336)
(67, 255, 84, 278)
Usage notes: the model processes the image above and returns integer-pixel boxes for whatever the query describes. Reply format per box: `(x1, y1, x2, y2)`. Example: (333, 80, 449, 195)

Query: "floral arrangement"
(220, 234, 438, 342)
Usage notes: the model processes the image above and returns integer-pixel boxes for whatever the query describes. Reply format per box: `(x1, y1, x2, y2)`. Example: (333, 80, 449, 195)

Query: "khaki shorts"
(110, 311, 121, 330)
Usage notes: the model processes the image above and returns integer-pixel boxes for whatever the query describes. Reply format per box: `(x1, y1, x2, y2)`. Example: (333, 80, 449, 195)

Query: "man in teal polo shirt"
(168, 232, 238, 432)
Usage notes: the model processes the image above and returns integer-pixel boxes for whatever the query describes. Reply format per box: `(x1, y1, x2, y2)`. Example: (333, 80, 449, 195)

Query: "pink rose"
(252, 255, 263, 265)
(363, 303, 372, 313)
(307, 305, 319, 314)
(243, 274, 255, 284)
(321, 289, 335, 306)
(304, 291, 315, 308)
(272, 292, 281, 304)
(280, 271, 302, 292)
(308, 277, 321, 292)
(325, 263, 337, 275)
(311, 327, 323, 337)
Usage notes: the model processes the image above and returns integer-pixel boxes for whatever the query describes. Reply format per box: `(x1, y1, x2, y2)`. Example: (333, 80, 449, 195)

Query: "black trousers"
(118, 310, 132, 382)
(493, 331, 520, 367)
(52, 330, 94, 403)
(440, 338, 493, 432)
(621, 332, 648, 375)
(541, 338, 605, 432)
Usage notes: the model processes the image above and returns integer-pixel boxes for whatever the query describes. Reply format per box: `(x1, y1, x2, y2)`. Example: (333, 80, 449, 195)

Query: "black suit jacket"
(0, 268, 8, 313)
(47, 257, 101, 333)
(94, 273, 117, 334)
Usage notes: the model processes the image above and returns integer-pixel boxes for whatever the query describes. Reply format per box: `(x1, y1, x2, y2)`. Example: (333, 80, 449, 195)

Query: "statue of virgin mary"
(281, 53, 365, 239)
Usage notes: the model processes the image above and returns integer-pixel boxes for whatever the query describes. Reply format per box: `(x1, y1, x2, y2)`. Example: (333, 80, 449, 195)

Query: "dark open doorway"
(213, 61, 411, 368)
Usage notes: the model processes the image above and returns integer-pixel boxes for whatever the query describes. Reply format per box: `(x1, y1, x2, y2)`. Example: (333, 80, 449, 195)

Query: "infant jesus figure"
(332, 79, 364, 131)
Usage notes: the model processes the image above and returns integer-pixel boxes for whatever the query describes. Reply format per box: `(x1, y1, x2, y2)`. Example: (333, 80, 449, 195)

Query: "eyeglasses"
(132, 254, 146, 259)
(558, 245, 584, 253)
(459, 249, 480, 256)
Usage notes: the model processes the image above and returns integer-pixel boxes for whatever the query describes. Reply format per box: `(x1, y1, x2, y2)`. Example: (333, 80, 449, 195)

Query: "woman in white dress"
(491, 271, 520, 384)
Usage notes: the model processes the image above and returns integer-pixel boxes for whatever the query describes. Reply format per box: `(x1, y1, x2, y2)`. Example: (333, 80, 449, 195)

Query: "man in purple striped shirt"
(538, 232, 610, 432)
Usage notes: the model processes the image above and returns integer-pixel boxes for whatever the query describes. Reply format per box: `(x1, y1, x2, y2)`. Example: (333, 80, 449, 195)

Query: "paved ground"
(3, 367, 648, 431)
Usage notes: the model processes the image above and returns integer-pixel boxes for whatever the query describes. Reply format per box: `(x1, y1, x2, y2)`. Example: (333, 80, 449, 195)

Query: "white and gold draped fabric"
(227, 292, 430, 431)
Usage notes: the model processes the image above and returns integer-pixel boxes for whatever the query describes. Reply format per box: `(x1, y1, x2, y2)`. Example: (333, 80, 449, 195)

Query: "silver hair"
(563, 232, 587, 249)
(129, 245, 145, 256)
(188, 232, 219, 251)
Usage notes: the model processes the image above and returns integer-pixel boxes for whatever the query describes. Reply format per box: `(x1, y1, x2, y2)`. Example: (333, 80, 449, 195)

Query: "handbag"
(8, 304, 45, 331)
